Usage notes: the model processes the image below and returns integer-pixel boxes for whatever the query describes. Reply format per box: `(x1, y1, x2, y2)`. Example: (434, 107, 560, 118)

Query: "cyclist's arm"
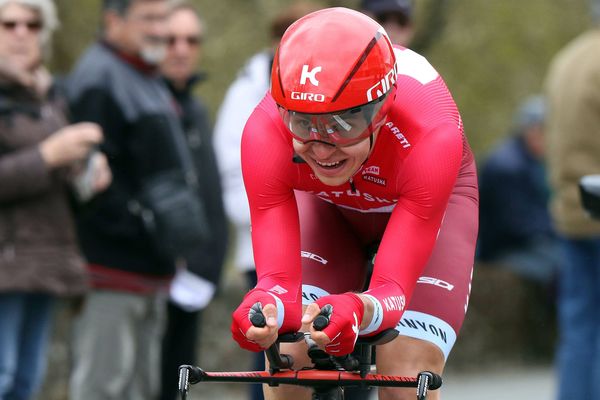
(360, 123, 463, 335)
(240, 98, 303, 331)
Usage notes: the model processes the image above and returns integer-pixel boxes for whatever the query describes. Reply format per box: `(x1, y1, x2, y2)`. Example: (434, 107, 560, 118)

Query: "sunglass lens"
(1, 19, 42, 31)
(27, 21, 42, 31)
(1, 21, 16, 29)
(167, 35, 202, 47)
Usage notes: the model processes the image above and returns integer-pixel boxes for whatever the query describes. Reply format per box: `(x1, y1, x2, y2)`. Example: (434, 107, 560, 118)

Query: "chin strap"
(292, 154, 306, 163)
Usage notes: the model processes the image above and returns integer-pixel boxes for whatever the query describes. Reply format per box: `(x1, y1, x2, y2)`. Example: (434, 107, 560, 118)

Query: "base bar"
(196, 369, 421, 388)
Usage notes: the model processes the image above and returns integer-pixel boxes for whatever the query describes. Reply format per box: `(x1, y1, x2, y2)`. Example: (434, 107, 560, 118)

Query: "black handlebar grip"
(313, 304, 333, 331)
(249, 302, 266, 327)
(313, 315, 328, 331)
(418, 371, 442, 390)
(427, 372, 443, 390)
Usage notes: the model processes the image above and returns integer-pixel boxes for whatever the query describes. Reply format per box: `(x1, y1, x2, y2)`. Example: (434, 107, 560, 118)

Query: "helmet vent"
(331, 31, 383, 103)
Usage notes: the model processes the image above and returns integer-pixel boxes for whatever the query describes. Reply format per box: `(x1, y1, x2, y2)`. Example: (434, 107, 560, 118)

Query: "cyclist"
(231, 7, 478, 400)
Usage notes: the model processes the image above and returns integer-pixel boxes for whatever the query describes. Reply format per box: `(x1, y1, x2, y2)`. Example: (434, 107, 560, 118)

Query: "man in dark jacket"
(157, 4, 228, 400)
(65, 1, 199, 399)
(478, 95, 560, 285)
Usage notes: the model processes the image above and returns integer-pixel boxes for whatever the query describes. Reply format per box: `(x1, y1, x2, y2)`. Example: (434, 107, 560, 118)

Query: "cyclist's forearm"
(357, 282, 406, 336)
(254, 275, 302, 304)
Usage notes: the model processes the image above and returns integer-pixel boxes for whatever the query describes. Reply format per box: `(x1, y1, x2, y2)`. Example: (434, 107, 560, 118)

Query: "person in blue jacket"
(478, 95, 560, 285)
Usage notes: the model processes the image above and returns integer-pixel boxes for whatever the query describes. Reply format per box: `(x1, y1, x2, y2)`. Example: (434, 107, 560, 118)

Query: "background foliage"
(51, 0, 591, 158)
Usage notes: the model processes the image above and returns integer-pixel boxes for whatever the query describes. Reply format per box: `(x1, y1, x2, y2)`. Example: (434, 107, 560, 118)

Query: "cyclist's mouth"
(315, 159, 345, 169)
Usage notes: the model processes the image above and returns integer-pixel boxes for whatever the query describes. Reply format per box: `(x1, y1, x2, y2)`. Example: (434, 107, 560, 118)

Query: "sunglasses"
(166, 35, 202, 47)
(0, 19, 43, 32)
(280, 93, 390, 147)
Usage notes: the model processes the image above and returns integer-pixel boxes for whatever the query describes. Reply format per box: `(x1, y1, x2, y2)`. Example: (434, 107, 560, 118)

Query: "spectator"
(64, 0, 199, 399)
(212, 3, 320, 400)
(0, 0, 110, 399)
(215, 0, 322, 302)
(158, 3, 228, 400)
(544, 9, 600, 400)
(360, 0, 414, 46)
(477, 95, 559, 285)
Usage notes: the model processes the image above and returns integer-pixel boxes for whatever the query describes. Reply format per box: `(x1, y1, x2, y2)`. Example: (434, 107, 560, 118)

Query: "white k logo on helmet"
(300, 65, 322, 86)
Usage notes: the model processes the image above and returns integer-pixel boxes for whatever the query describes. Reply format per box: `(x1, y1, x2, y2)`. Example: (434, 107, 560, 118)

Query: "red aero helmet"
(271, 7, 398, 144)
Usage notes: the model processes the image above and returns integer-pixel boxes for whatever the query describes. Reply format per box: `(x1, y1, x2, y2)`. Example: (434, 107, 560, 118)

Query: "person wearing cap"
(477, 95, 560, 286)
(158, 3, 228, 400)
(360, 0, 414, 46)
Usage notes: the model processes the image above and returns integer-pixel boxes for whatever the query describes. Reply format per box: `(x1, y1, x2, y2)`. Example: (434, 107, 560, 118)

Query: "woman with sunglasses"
(230, 7, 478, 400)
(0, 1, 111, 399)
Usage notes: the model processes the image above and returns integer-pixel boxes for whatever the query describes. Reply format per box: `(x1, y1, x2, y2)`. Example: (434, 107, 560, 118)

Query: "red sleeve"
(240, 96, 303, 319)
(366, 122, 463, 320)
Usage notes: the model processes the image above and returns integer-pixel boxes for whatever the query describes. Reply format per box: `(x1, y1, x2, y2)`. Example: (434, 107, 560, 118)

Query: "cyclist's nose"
(310, 141, 337, 157)
(309, 119, 335, 141)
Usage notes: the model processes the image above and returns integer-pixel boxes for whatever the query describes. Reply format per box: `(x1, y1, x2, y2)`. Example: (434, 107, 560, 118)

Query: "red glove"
(231, 288, 301, 352)
(314, 293, 364, 356)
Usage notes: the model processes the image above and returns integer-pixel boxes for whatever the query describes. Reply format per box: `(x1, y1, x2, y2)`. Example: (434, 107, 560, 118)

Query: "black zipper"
(349, 178, 357, 193)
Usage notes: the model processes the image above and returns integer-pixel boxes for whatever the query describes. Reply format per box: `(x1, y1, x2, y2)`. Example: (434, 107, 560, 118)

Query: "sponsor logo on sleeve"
(301, 251, 328, 265)
(417, 276, 455, 291)
(382, 295, 406, 312)
(385, 122, 411, 148)
(268, 285, 288, 295)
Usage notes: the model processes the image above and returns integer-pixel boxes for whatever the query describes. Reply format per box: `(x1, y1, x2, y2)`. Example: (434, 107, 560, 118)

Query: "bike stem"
(265, 342, 294, 373)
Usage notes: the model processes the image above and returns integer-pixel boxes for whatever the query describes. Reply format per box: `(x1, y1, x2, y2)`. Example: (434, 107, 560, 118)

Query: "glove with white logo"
(311, 293, 364, 356)
(231, 287, 301, 352)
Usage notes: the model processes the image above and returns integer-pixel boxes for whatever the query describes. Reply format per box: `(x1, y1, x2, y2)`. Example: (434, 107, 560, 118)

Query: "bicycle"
(178, 304, 442, 400)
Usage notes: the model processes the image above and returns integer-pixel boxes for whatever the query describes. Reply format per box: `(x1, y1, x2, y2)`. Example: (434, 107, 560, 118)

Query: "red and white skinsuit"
(236, 48, 479, 359)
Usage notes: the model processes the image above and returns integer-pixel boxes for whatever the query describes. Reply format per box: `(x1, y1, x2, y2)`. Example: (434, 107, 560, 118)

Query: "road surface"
(443, 364, 555, 399)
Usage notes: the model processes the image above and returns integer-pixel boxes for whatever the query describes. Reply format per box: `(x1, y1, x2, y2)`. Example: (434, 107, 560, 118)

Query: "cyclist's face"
(292, 134, 377, 186)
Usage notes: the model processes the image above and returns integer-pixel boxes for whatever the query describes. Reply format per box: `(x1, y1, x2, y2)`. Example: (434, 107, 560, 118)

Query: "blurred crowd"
(1, 0, 599, 400)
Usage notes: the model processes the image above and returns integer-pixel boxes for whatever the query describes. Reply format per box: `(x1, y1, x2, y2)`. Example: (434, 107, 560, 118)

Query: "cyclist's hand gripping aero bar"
(231, 289, 280, 351)
(249, 302, 297, 371)
(304, 293, 365, 356)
